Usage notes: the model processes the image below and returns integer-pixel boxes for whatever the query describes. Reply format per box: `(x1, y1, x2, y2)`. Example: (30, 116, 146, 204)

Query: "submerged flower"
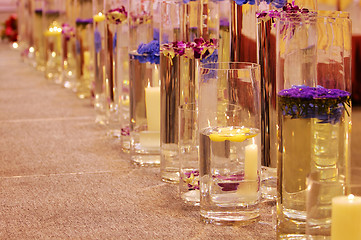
(183, 170, 200, 190)
(133, 40, 160, 64)
(106, 6, 128, 24)
(278, 86, 351, 124)
(215, 173, 244, 191)
(62, 23, 75, 40)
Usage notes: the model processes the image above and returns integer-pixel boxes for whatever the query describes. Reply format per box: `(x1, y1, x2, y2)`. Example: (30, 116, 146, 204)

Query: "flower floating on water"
(1, 14, 17, 42)
(256, 0, 309, 19)
(214, 173, 244, 191)
(61, 23, 75, 40)
(106, 6, 128, 24)
(278, 85, 351, 124)
(132, 40, 160, 64)
(161, 38, 217, 63)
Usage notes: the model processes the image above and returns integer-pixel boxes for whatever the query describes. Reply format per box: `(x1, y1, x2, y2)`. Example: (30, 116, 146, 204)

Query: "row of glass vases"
(15, 0, 355, 238)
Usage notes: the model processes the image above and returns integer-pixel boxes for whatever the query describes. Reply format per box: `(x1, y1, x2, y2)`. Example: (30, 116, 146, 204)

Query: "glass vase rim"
(200, 62, 260, 71)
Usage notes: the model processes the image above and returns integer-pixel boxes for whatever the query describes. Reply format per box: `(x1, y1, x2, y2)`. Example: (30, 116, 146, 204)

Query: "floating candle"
(331, 194, 361, 240)
(93, 12, 105, 22)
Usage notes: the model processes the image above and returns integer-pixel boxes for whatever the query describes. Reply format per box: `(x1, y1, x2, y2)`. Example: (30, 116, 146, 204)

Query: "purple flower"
(106, 6, 128, 24)
(215, 173, 244, 191)
(161, 37, 217, 61)
(61, 23, 75, 40)
(278, 86, 351, 124)
(183, 170, 200, 191)
(133, 40, 160, 64)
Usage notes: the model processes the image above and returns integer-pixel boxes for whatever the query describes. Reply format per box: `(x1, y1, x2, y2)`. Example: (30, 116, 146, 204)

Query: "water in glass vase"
(199, 126, 261, 225)
(160, 53, 200, 182)
(75, 20, 94, 99)
(34, 9, 45, 71)
(277, 86, 351, 238)
(129, 52, 160, 166)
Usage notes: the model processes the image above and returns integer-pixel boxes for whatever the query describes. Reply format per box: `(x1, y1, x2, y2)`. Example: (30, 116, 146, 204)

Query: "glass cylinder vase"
(92, 0, 107, 125)
(33, 0, 46, 71)
(43, 0, 66, 83)
(61, 0, 77, 90)
(275, 11, 352, 238)
(159, 0, 219, 183)
(74, 0, 94, 99)
(104, 0, 129, 139)
(129, 0, 161, 166)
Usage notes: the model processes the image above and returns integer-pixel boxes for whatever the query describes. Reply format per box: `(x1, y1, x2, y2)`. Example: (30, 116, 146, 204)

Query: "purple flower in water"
(94, 29, 102, 53)
(61, 23, 75, 41)
(161, 37, 217, 62)
(215, 173, 245, 191)
(183, 170, 200, 191)
(133, 40, 160, 64)
(278, 86, 351, 124)
(121, 126, 130, 136)
(106, 6, 128, 24)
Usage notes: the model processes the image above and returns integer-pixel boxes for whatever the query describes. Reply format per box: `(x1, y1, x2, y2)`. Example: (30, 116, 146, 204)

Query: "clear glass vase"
(33, 0, 46, 71)
(61, 0, 77, 91)
(104, 0, 129, 139)
(275, 11, 352, 238)
(160, 0, 219, 183)
(43, 0, 65, 83)
(74, 0, 94, 99)
(92, 0, 107, 125)
(129, 0, 161, 166)
(230, 0, 257, 62)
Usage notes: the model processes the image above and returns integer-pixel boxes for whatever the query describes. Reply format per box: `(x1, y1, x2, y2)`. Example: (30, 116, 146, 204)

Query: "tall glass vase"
(74, 0, 94, 99)
(33, 0, 46, 71)
(104, 0, 129, 139)
(61, 0, 77, 90)
(43, 0, 65, 83)
(129, 0, 161, 166)
(92, 0, 107, 125)
(160, 0, 219, 183)
(230, 0, 257, 62)
(275, 11, 352, 238)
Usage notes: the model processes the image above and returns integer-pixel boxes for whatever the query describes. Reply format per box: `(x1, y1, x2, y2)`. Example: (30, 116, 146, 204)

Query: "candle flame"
(98, 12, 103, 17)
(348, 194, 355, 200)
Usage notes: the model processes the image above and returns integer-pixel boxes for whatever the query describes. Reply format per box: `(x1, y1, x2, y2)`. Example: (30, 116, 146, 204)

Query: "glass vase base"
(107, 129, 121, 138)
(161, 169, 179, 184)
(277, 234, 307, 240)
(200, 210, 260, 226)
(181, 190, 200, 206)
(261, 167, 277, 201)
(131, 154, 160, 167)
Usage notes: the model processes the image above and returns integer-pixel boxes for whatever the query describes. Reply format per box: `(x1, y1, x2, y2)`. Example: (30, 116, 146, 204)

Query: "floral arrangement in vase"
(1, 14, 17, 42)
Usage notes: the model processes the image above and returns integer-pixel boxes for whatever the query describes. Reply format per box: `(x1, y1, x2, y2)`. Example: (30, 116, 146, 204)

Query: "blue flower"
(94, 30, 102, 53)
(234, 0, 255, 5)
(201, 49, 218, 63)
(278, 86, 351, 124)
(113, 32, 117, 53)
(134, 40, 160, 64)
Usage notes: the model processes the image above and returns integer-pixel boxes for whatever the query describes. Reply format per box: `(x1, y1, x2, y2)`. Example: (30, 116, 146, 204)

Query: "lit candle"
(93, 12, 105, 22)
(244, 144, 258, 180)
(331, 194, 361, 240)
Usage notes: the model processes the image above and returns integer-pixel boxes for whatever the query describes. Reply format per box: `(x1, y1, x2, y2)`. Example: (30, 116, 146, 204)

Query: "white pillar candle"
(244, 144, 258, 180)
(145, 86, 160, 131)
(331, 194, 361, 240)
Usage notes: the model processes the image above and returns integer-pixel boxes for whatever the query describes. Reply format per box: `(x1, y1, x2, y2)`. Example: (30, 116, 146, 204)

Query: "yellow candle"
(93, 12, 105, 22)
(244, 144, 258, 180)
(145, 86, 160, 131)
(331, 194, 361, 240)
